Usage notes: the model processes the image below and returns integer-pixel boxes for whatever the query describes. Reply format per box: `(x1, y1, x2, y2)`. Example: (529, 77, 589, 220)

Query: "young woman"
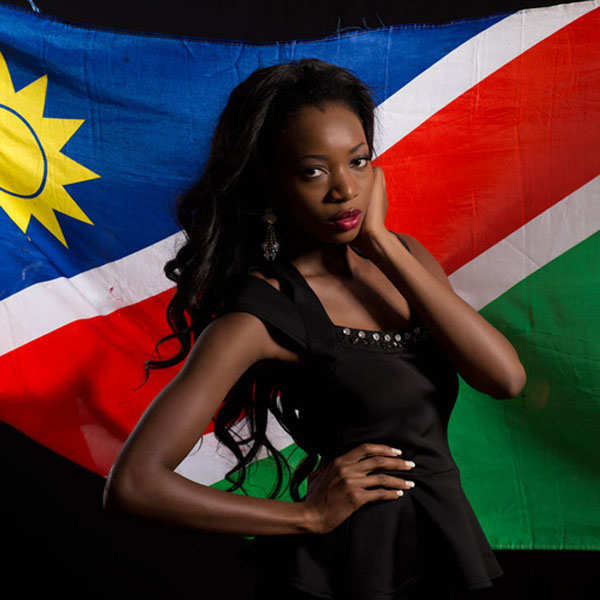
(103, 58, 525, 599)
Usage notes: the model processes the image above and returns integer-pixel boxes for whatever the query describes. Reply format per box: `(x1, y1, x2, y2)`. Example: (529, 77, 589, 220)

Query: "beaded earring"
(261, 207, 280, 261)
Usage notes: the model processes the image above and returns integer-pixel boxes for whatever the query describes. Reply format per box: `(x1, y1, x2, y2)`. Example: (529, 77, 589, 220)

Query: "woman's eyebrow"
(299, 141, 367, 160)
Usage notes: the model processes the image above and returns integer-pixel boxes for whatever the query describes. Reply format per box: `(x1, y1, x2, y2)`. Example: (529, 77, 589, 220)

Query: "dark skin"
(103, 101, 526, 538)
(262, 102, 526, 396)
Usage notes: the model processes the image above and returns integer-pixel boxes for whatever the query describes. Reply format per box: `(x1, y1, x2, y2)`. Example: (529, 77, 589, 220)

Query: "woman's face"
(269, 101, 374, 246)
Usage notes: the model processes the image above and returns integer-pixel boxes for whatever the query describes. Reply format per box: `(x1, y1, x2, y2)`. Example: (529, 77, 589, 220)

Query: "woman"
(103, 58, 525, 599)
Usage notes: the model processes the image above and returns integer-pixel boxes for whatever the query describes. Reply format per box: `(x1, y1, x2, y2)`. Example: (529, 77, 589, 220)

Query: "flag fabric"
(1, 0, 599, 552)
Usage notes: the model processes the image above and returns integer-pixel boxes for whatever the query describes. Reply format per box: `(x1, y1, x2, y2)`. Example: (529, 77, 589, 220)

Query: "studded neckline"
(334, 323, 413, 335)
(271, 259, 432, 352)
(335, 323, 431, 352)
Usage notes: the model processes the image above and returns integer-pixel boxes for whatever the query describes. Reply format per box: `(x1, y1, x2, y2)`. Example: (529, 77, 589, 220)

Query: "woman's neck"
(280, 235, 366, 280)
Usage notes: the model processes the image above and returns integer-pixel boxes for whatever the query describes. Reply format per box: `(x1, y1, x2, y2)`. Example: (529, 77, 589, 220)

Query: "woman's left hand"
(350, 165, 390, 257)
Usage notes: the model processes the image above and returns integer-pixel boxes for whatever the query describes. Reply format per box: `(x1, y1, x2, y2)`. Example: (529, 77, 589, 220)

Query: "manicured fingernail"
(406, 461, 415, 468)
(392, 448, 402, 455)
(396, 490, 404, 496)
(406, 481, 415, 488)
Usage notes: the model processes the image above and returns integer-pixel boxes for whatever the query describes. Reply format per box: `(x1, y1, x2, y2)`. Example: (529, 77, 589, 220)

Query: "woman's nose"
(329, 167, 359, 200)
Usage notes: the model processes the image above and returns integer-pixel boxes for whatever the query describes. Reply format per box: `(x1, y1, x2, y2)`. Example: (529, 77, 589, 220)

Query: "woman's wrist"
(298, 502, 323, 535)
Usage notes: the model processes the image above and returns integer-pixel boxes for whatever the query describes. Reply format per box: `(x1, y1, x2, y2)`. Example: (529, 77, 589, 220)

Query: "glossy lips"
(329, 209, 362, 231)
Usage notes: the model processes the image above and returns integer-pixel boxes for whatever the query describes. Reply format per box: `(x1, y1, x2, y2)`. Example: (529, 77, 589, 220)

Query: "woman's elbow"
(102, 467, 121, 512)
(494, 362, 527, 399)
(102, 464, 141, 513)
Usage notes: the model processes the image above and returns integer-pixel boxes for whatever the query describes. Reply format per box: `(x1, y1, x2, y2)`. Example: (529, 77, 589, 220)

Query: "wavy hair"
(139, 57, 377, 503)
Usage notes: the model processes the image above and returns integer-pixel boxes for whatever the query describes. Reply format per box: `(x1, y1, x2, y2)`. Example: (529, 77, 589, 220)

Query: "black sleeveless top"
(225, 234, 504, 598)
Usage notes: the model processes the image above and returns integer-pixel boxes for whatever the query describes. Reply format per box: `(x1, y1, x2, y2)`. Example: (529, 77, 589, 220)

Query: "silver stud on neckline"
(336, 323, 430, 352)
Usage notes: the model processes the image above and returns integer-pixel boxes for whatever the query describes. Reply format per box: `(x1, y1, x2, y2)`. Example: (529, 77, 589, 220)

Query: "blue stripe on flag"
(0, 3, 514, 298)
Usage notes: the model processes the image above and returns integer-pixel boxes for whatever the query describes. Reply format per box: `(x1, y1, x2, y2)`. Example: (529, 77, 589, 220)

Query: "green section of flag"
(449, 231, 600, 550)
(211, 443, 309, 541)
(211, 443, 308, 499)
(208, 232, 599, 550)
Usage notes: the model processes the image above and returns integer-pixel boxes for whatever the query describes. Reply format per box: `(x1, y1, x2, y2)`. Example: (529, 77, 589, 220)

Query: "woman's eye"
(303, 167, 321, 179)
(302, 157, 370, 179)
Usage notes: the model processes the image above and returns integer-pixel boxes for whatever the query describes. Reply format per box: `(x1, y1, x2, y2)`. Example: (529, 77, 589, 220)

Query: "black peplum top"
(223, 234, 504, 599)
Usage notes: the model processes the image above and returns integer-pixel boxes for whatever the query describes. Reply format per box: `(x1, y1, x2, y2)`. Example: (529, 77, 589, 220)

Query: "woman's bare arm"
(370, 231, 526, 398)
(102, 311, 319, 536)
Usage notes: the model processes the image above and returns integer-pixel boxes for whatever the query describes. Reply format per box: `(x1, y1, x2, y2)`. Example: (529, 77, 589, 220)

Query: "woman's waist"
(324, 439, 456, 473)
(367, 462, 459, 480)
(316, 449, 460, 481)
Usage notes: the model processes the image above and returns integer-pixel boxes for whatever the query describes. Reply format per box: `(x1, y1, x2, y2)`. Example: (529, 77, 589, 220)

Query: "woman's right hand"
(303, 443, 416, 535)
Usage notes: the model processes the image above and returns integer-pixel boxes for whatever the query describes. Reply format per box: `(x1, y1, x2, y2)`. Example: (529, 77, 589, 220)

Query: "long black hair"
(139, 57, 378, 502)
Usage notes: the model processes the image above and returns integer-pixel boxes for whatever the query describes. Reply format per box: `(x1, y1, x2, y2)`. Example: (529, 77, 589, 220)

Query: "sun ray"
(13, 74, 47, 119)
(0, 50, 100, 248)
(0, 51, 16, 99)
(1, 194, 33, 232)
(26, 198, 68, 246)
(47, 140, 100, 187)
(34, 116, 85, 152)
(42, 181, 95, 225)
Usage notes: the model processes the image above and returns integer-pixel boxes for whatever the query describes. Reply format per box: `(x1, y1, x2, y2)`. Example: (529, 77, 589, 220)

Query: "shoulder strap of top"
(223, 268, 308, 354)
(225, 233, 410, 359)
(350, 232, 411, 256)
(270, 259, 338, 361)
(394, 232, 411, 253)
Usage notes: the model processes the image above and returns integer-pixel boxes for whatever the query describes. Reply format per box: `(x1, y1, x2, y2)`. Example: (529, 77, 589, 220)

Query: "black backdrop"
(3, 1, 597, 599)
(1, 0, 590, 40)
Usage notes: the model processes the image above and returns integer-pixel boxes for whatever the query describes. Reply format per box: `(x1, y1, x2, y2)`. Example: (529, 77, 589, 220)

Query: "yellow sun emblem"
(0, 50, 100, 248)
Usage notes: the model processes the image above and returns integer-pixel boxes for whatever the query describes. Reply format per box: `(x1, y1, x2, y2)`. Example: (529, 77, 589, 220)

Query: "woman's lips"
(329, 212, 362, 231)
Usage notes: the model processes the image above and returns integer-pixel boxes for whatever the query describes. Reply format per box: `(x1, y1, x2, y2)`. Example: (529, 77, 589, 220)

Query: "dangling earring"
(261, 207, 280, 261)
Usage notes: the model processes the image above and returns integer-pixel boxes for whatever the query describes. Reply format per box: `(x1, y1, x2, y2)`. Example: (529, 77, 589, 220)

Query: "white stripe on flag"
(1, 231, 185, 356)
(172, 177, 600, 486)
(173, 409, 292, 485)
(450, 175, 600, 311)
(3, 177, 596, 358)
(2, 1, 598, 357)
(373, 0, 599, 157)
(174, 180, 600, 487)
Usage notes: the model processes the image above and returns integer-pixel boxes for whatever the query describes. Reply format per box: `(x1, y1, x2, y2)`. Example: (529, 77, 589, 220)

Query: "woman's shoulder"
(391, 231, 412, 253)
(211, 310, 302, 365)
(393, 232, 454, 292)
(221, 267, 308, 364)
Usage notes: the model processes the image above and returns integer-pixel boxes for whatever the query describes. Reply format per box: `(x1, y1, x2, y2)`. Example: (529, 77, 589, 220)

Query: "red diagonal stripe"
(4, 9, 600, 478)
(379, 7, 600, 274)
(0, 288, 184, 476)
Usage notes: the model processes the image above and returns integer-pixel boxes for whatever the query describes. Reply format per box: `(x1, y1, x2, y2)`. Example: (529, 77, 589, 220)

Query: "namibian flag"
(1, 0, 598, 556)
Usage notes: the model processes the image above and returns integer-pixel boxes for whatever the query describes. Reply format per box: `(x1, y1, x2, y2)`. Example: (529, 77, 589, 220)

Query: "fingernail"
(406, 461, 415, 468)
(392, 448, 402, 455)
(406, 481, 415, 488)
(396, 490, 404, 496)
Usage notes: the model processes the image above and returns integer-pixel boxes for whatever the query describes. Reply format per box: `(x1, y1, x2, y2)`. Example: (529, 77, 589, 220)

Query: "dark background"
(2, 0, 588, 41)
(3, 1, 597, 599)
